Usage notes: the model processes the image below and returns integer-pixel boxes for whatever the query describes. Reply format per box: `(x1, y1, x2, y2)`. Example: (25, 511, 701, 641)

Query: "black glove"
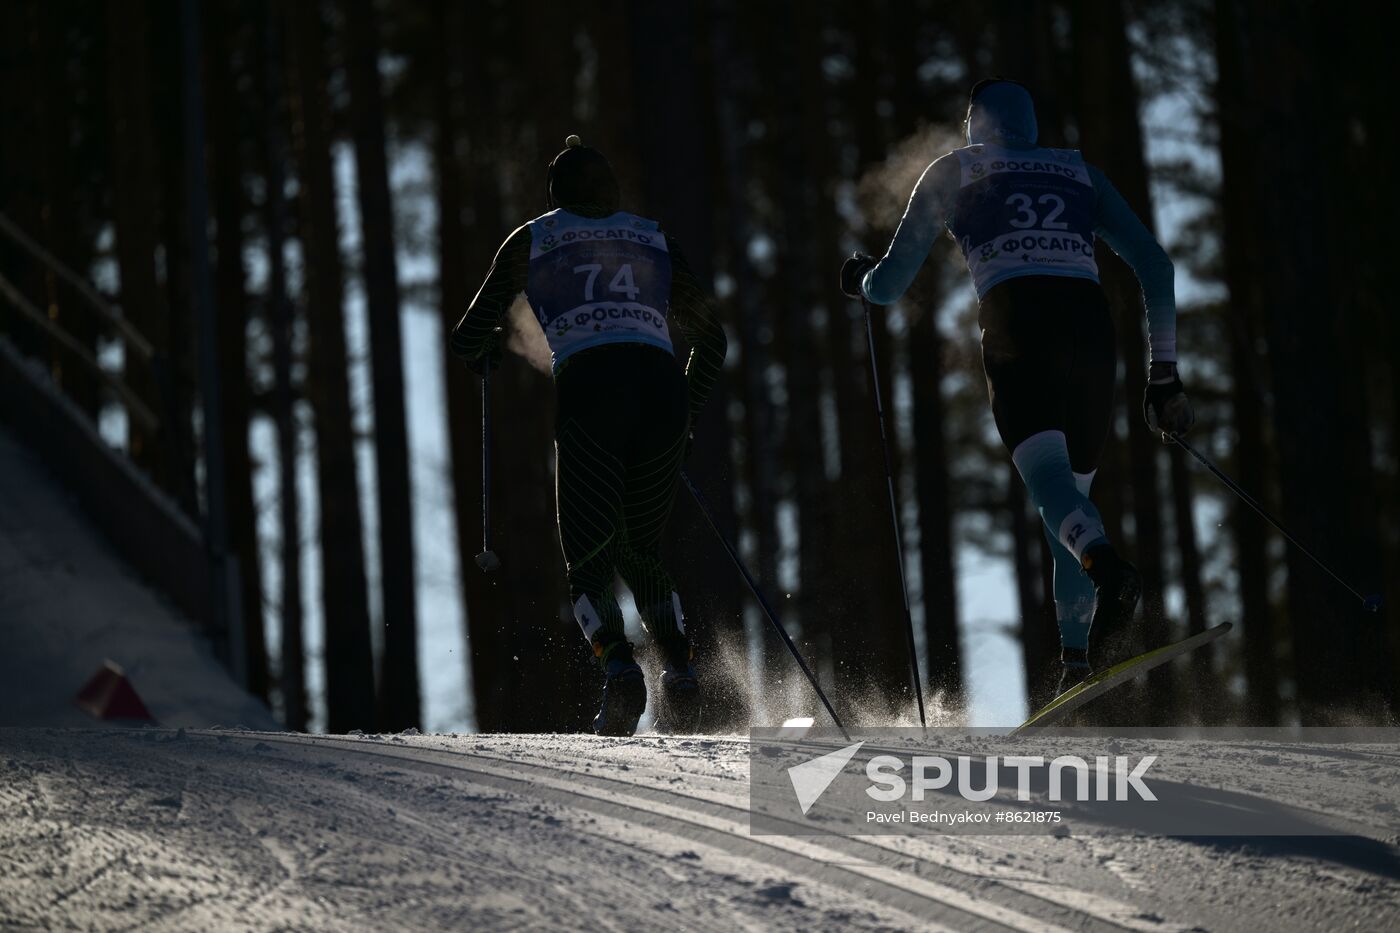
(840, 252, 877, 299)
(464, 341, 502, 377)
(1143, 362, 1194, 438)
(464, 343, 504, 372)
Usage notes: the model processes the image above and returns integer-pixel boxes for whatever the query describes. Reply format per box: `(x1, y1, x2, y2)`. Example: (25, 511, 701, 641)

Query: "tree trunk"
(1168, 447, 1214, 718)
(493, 0, 594, 732)
(721, 50, 782, 701)
(627, 0, 749, 725)
(344, 0, 421, 733)
(1308, 9, 1392, 715)
(260, 0, 307, 730)
(1343, 11, 1400, 708)
(1214, 0, 1283, 718)
(207, 0, 270, 705)
(33, 3, 101, 415)
(709, 2, 783, 706)
(773, 1, 845, 709)
(1069, 0, 1173, 719)
(151, 10, 203, 520)
(104, 0, 172, 490)
(829, 3, 916, 717)
(286, 0, 376, 733)
(444, 8, 519, 733)
(1220, 0, 1390, 719)
(909, 301, 963, 707)
(1, 2, 53, 361)
(887, 2, 964, 711)
(786, 5, 847, 702)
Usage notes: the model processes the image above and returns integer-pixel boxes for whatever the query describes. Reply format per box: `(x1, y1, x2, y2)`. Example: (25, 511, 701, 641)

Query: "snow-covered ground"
(0, 423, 277, 731)
(3, 727, 1399, 931)
(5, 310, 1398, 932)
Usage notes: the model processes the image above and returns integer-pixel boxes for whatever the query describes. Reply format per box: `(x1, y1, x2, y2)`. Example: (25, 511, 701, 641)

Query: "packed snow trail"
(3, 728, 1400, 931)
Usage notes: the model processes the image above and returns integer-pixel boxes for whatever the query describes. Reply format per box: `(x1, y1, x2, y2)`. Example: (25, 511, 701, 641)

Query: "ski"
(1012, 622, 1233, 734)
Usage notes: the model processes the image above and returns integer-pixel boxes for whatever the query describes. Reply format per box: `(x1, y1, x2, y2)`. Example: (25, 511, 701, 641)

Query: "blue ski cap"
(965, 79, 1039, 148)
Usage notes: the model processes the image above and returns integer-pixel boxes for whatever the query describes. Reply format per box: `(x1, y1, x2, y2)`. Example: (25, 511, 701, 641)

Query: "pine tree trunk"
(1344, 16, 1400, 707)
(445, 12, 504, 732)
(772, 3, 845, 710)
(207, 0, 270, 705)
(444, 8, 517, 732)
(33, 4, 101, 415)
(1210, 5, 1282, 716)
(1168, 447, 1214, 718)
(708, 4, 786, 705)
(151, 11, 203, 520)
(2, 2, 52, 361)
(260, 0, 307, 730)
(627, 0, 749, 725)
(883, 0, 965, 710)
(786, 7, 847, 702)
(911, 304, 964, 707)
(1069, 0, 1173, 719)
(104, 0, 172, 491)
(836, 3, 918, 716)
(286, 0, 376, 733)
(1308, 11, 1391, 714)
(1221, 0, 1391, 719)
(344, 0, 421, 733)
(502, 0, 595, 732)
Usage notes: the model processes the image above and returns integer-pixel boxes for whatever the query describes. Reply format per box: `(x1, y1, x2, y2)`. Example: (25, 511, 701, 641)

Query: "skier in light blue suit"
(841, 78, 1194, 696)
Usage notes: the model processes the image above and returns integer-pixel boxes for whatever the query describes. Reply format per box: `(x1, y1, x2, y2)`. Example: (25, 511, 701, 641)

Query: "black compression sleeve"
(451, 224, 530, 363)
(665, 235, 727, 421)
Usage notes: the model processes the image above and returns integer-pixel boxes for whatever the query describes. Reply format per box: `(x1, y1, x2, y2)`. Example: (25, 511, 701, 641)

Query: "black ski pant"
(554, 343, 690, 658)
(978, 275, 1117, 473)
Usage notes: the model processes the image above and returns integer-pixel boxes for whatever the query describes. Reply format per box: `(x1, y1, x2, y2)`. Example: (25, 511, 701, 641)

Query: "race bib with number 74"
(526, 209, 674, 372)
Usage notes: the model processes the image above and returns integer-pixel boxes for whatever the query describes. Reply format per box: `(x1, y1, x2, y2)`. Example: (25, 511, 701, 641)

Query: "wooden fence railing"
(0, 212, 236, 670)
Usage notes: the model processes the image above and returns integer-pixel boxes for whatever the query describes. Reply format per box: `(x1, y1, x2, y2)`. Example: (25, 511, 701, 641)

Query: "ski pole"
(475, 369, 501, 574)
(1166, 432, 1381, 612)
(860, 297, 928, 728)
(680, 470, 850, 740)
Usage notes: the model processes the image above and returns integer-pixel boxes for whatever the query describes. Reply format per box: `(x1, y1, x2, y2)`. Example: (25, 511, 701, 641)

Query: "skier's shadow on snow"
(1045, 777, 1400, 879)
(866, 749, 1400, 879)
(1173, 834, 1400, 880)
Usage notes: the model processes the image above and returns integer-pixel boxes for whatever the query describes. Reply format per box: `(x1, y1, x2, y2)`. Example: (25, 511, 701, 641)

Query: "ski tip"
(1012, 621, 1236, 735)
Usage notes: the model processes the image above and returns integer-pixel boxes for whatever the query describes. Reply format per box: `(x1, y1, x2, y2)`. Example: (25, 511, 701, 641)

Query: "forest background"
(1, 0, 1394, 733)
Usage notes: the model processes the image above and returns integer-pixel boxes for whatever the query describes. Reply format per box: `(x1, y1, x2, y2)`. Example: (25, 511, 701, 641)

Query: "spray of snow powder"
(675, 628, 964, 733)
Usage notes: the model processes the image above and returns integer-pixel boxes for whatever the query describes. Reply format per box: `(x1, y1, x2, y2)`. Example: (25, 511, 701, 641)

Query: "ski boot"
(593, 641, 647, 737)
(1057, 647, 1091, 696)
(1083, 543, 1142, 672)
(654, 638, 702, 734)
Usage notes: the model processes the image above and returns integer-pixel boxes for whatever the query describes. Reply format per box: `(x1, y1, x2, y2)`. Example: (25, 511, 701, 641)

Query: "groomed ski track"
(4, 728, 1400, 931)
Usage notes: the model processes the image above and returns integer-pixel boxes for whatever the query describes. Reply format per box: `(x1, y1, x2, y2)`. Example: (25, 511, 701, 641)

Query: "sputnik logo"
(787, 742, 864, 815)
